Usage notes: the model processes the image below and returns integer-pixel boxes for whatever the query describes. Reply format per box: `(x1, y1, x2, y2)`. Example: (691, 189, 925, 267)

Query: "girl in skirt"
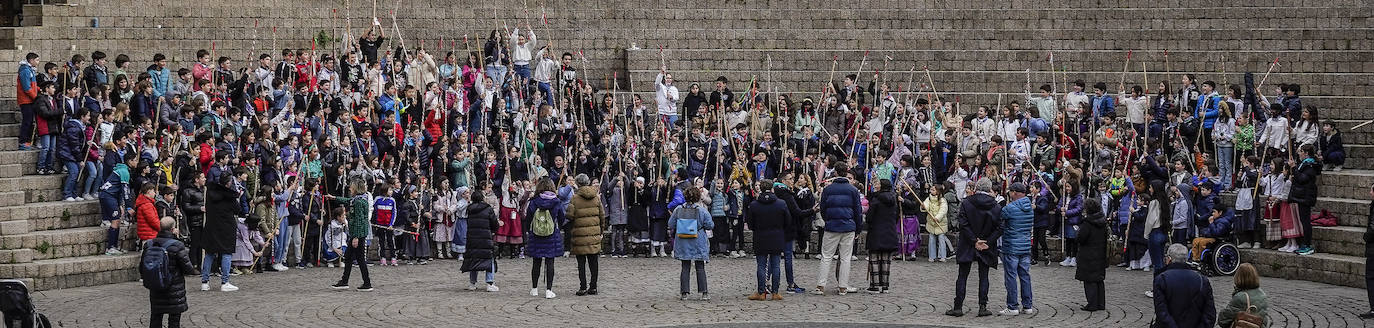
(495, 178, 528, 258)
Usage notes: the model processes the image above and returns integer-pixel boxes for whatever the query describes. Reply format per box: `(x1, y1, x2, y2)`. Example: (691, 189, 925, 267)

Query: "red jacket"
(134, 194, 161, 241)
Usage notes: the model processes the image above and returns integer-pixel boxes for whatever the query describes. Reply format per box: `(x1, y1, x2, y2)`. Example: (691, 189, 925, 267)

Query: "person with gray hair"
(1151, 243, 1216, 327)
(147, 217, 198, 328)
(947, 178, 1003, 317)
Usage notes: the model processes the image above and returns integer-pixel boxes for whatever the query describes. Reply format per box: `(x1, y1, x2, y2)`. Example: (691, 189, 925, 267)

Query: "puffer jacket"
(566, 186, 605, 255)
(1000, 195, 1034, 256)
(522, 191, 566, 258)
(745, 192, 790, 255)
(147, 232, 197, 314)
(462, 201, 498, 261)
(57, 118, 85, 163)
(819, 178, 863, 233)
(863, 187, 901, 252)
(1288, 158, 1320, 207)
(135, 194, 161, 241)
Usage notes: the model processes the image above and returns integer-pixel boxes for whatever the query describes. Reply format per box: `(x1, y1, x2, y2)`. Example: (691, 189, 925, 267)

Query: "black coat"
(461, 201, 499, 272)
(1075, 200, 1110, 282)
(148, 233, 198, 314)
(1152, 263, 1216, 328)
(745, 192, 791, 255)
(200, 182, 241, 254)
(773, 186, 808, 242)
(178, 185, 205, 228)
(955, 193, 1002, 267)
(863, 189, 901, 252)
(1288, 158, 1321, 207)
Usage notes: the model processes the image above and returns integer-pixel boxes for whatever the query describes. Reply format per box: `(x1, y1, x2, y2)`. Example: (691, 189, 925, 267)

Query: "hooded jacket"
(1075, 198, 1110, 282)
(1171, 183, 1194, 231)
(863, 184, 901, 252)
(522, 191, 566, 258)
(566, 186, 605, 255)
(1000, 195, 1034, 256)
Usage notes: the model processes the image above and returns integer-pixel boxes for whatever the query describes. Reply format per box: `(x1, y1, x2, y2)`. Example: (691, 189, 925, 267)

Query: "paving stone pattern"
(32, 256, 1374, 327)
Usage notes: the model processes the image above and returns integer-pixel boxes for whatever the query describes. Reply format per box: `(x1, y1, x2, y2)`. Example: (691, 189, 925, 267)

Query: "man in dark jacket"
(745, 181, 790, 301)
(774, 171, 813, 294)
(816, 168, 863, 295)
(947, 179, 1002, 318)
(461, 189, 500, 291)
(148, 217, 198, 328)
(1152, 243, 1216, 327)
(178, 172, 207, 269)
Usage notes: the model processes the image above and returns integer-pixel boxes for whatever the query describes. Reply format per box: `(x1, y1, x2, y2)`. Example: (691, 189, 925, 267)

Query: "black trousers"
(303, 233, 320, 265)
(1297, 203, 1314, 247)
(339, 238, 370, 285)
(150, 312, 182, 328)
(1083, 281, 1106, 310)
(953, 262, 990, 309)
(531, 257, 555, 289)
(1366, 255, 1374, 312)
(187, 226, 203, 270)
(1032, 227, 1049, 261)
(576, 254, 600, 290)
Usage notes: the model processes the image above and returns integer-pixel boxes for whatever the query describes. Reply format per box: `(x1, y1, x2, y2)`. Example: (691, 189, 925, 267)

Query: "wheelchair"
(1189, 237, 1242, 276)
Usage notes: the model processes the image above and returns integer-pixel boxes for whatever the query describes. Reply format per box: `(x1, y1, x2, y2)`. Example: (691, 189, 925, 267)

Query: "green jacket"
(347, 195, 371, 239)
(1218, 288, 1268, 328)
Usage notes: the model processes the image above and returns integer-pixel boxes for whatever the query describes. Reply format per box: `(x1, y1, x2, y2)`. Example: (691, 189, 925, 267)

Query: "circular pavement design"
(31, 257, 1373, 327)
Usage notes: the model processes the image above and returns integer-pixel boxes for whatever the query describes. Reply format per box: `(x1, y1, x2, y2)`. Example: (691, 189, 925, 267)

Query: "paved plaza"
(31, 256, 1372, 327)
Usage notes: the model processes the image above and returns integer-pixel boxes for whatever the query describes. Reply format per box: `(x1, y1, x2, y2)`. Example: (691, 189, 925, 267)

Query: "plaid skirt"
(1262, 202, 1289, 241)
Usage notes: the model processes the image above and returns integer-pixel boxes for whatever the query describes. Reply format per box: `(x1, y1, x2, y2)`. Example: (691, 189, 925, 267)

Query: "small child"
(323, 207, 348, 268)
(1190, 204, 1233, 262)
(1233, 156, 1261, 249)
(233, 216, 266, 275)
(1321, 120, 1345, 171)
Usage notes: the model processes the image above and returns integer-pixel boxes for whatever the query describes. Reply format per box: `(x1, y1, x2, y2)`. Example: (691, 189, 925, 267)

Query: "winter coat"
(460, 201, 498, 272)
(179, 185, 206, 228)
(955, 192, 1002, 267)
(1198, 209, 1234, 238)
(922, 195, 948, 235)
(1152, 262, 1217, 328)
(1218, 288, 1269, 328)
(856, 188, 895, 253)
(745, 192, 791, 255)
(34, 94, 61, 136)
(57, 119, 85, 163)
(820, 178, 864, 233)
(146, 232, 197, 314)
(522, 191, 566, 258)
(602, 182, 626, 226)
(135, 194, 161, 241)
(1075, 199, 1109, 282)
(774, 186, 810, 241)
(566, 186, 605, 255)
(200, 182, 241, 254)
(999, 195, 1034, 256)
(670, 203, 714, 261)
(1288, 158, 1320, 207)
(1063, 193, 1084, 239)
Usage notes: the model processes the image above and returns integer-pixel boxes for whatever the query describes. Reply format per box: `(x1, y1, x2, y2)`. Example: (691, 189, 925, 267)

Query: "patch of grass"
(61, 209, 71, 221)
(35, 241, 50, 254)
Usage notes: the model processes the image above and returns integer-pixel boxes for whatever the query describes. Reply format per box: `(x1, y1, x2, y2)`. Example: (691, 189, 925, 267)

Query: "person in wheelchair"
(1190, 202, 1234, 262)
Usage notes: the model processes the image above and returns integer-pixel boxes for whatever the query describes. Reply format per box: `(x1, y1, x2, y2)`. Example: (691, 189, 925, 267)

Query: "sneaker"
(748, 293, 767, 301)
(357, 284, 374, 292)
(977, 307, 993, 317)
(811, 287, 825, 295)
(1297, 246, 1315, 255)
(327, 263, 336, 268)
(331, 282, 349, 289)
(575, 289, 588, 296)
(63, 197, 74, 202)
(104, 248, 124, 255)
(531, 288, 540, 296)
(1237, 242, 1252, 249)
(296, 263, 307, 269)
(201, 283, 210, 291)
(271, 263, 289, 271)
(467, 283, 478, 291)
(945, 308, 965, 317)
(700, 293, 710, 301)
(544, 290, 556, 299)
(1021, 308, 1037, 315)
(220, 283, 238, 292)
(1144, 290, 1154, 298)
(18, 144, 31, 150)
(1334, 165, 1344, 172)
(82, 193, 95, 200)
(1059, 258, 1071, 266)
(1068, 258, 1078, 267)
(680, 293, 689, 301)
(999, 308, 1019, 316)
(586, 288, 598, 295)
(485, 284, 499, 292)
(785, 286, 805, 294)
(839, 287, 858, 295)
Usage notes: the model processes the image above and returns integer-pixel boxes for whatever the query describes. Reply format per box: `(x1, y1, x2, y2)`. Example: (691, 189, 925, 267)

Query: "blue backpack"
(140, 240, 175, 291)
(674, 206, 700, 239)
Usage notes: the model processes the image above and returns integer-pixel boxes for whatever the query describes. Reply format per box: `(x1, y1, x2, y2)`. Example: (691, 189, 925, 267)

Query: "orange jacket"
(135, 194, 161, 241)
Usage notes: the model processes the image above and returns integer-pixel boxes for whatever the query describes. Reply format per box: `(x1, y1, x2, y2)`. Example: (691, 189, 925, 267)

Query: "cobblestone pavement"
(32, 256, 1374, 327)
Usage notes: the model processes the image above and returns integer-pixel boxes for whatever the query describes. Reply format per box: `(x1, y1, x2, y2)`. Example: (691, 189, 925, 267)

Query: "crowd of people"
(10, 18, 1365, 328)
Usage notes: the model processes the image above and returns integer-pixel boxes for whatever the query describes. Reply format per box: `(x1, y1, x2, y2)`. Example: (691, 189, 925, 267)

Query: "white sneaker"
(839, 287, 858, 295)
(63, 197, 74, 202)
(327, 263, 336, 268)
(1238, 242, 1252, 249)
(1068, 258, 1078, 267)
(999, 308, 1020, 316)
(201, 283, 210, 291)
(220, 283, 238, 292)
(272, 263, 289, 271)
(105, 248, 124, 256)
(486, 284, 499, 292)
(544, 290, 557, 299)
(468, 283, 478, 291)
(531, 288, 540, 297)
(82, 193, 95, 200)
(1021, 308, 1037, 315)
(1059, 259, 1071, 266)
(74, 196, 84, 201)
(1144, 291, 1154, 298)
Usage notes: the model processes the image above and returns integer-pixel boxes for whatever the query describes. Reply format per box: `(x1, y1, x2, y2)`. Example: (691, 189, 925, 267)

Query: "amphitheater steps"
(1240, 249, 1365, 288)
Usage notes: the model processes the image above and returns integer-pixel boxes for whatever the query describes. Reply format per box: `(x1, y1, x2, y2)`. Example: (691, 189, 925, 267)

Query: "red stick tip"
(833, 55, 838, 61)
(863, 50, 870, 56)
(1273, 57, 1280, 63)
(332, 9, 337, 13)
(254, 20, 259, 27)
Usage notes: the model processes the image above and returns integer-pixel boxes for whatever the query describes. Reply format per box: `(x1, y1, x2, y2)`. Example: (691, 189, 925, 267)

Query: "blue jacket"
(1062, 193, 1084, 239)
(1032, 186, 1056, 228)
(669, 204, 714, 261)
(1090, 94, 1115, 120)
(1198, 209, 1233, 238)
(57, 119, 85, 163)
(148, 65, 171, 98)
(1152, 262, 1216, 328)
(521, 192, 566, 258)
(1000, 196, 1034, 256)
(1195, 93, 1221, 129)
(819, 178, 863, 233)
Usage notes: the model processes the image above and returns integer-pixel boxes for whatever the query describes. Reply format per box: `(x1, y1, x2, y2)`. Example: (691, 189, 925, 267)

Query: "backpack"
(1232, 292, 1265, 328)
(531, 208, 555, 237)
(674, 206, 700, 239)
(140, 239, 175, 291)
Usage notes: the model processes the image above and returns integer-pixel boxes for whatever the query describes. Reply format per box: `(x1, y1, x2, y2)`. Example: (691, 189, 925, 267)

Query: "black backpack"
(140, 240, 175, 291)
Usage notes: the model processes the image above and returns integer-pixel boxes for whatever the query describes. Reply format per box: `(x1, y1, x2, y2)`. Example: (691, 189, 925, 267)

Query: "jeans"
(274, 222, 301, 265)
(62, 161, 82, 199)
(928, 233, 950, 260)
(200, 253, 231, 284)
(679, 260, 707, 294)
(783, 241, 796, 286)
(754, 253, 781, 294)
(83, 163, 100, 196)
(1001, 254, 1034, 310)
(485, 64, 508, 87)
(661, 114, 679, 127)
(817, 231, 855, 289)
(339, 238, 370, 286)
(537, 81, 554, 106)
(513, 64, 530, 80)
(469, 260, 497, 285)
(18, 103, 34, 145)
(1218, 146, 1234, 189)
(575, 254, 599, 290)
(954, 261, 991, 309)
(1148, 228, 1168, 272)
(35, 135, 54, 170)
(149, 312, 181, 328)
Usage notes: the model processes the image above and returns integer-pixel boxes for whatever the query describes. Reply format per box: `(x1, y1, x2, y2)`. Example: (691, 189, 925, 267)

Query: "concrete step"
(0, 200, 101, 235)
(0, 226, 125, 251)
(1240, 248, 1365, 289)
(0, 253, 139, 291)
(1313, 225, 1366, 258)
(0, 173, 66, 198)
(0, 150, 37, 166)
(0, 136, 16, 151)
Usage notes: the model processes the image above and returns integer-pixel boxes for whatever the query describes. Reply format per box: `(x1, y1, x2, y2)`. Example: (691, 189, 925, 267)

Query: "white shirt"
(1257, 117, 1289, 150)
(654, 73, 680, 116)
(1120, 93, 1149, 124)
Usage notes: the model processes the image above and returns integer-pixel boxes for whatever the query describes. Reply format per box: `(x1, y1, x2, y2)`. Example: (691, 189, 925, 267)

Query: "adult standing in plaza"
(1152, 244, 1215, 327)
(998, 182, 1035, 315)
(200, 169, 243, 292)
(947, 179, 1002, 318)
(670, 186, 713, 301)
(1075, 198, 1110, 312)
(862, 179, 901, 294)
(815, 167, 863, 296)
(524, 178, 566, 299)
(147, 218, 197, 328)
(747, 180, 790, 301)
(566, 174, 605, 296)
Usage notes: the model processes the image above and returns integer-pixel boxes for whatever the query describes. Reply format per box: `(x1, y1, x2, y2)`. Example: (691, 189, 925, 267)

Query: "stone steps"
(1240, 248, 1365, 288)
(1313, 225, 1366, 258)
(0, 253, 140, 290)
(0, 226, 136, 262)
(0, 200, 102, 236)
